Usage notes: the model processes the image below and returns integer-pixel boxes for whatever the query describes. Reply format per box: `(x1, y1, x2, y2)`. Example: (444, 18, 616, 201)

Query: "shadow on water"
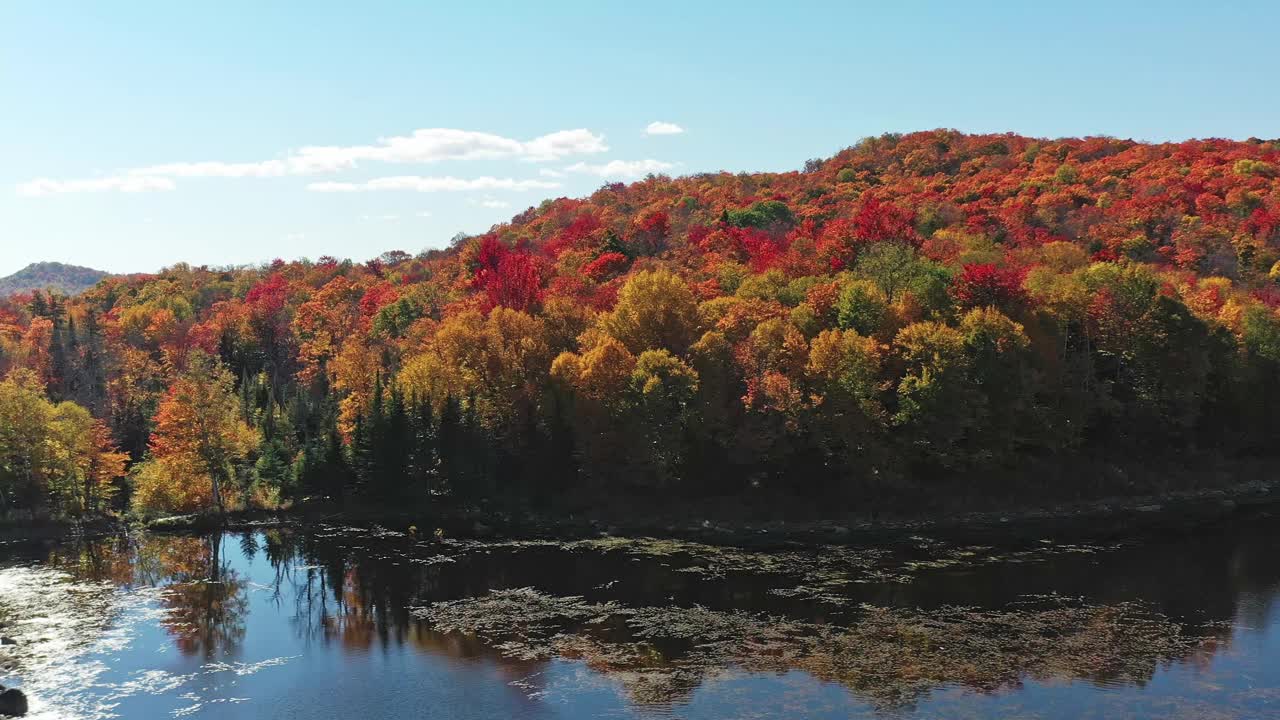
(2, 515, 1280, 717)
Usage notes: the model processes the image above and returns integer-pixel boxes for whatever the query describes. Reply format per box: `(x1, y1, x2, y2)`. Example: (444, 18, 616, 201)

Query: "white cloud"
(562, 159, 676, 179)
(128, 160, 293, 178)
(19, 127, 607, 195)
(17, 175, 176, 196)
(123, 130, 606, 180)
(644, 121, 685, 136)
(129, 128, 605, 177)
(360, 214, 401, 222)
(520, 129, 609, 162)
(285, 232, 306, 241)
(307, 176, 561, 193)
(470, 196, 511, 209)
(415, 211, 432, 218)
(539, 168, 566, 178)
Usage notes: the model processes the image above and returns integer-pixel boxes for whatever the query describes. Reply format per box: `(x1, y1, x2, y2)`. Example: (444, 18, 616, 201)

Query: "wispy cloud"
(17, 175, 176, 197)
(18, 127, 605, 195)
(644, 121, 684, 136)
(470, 196, 511, 209)
(360, 214, 401, 222)
(563, 159, 676, 178)
(307, 176, 560, 193)
(129, 128, 607, 179)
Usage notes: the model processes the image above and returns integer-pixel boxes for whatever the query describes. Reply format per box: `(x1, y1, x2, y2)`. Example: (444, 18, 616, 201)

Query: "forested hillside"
(0, 262, 108, 297)
(4, 130, 1280, 517)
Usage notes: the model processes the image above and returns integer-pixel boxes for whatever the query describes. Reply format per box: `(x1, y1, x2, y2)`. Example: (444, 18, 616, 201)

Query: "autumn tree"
(0, 369, 125, 515)
(601, 269, 700, 355)
(132, 352, 257, 514)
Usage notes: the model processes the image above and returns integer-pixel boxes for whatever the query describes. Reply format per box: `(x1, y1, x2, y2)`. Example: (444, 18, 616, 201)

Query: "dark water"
(2, 516, 1280, 719)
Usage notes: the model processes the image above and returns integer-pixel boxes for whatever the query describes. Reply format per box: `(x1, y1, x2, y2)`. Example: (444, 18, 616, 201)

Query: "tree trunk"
(211, 472, 224, 514)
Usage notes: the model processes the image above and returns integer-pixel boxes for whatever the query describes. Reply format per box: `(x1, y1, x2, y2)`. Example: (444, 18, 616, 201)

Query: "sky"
(3, 0, 1279, 277)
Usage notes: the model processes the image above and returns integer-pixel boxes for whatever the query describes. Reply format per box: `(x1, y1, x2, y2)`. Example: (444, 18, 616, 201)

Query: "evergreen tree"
(374, 383, 409, 502)
(350, 412, 373, 497)
(437, 394, 463, 495)
(602, 229, 632, 259)
(322, 424, 351, 501)
(47, 298, 69, 402)
(78, 311, 107, 414)
(409, 397, 437, 499)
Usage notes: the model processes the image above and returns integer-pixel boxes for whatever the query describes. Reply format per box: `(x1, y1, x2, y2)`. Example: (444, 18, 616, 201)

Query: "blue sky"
(3, 1, 1278, 277)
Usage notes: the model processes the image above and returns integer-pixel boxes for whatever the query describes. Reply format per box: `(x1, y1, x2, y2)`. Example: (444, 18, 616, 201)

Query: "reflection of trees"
(261, 529, 552, 689)
(280, 532, 451, 652)
(252, 522, 1280, 709)
(139, 533, 249, 659)
(24, 514, 1280, 712)
(46, 535, 136, 585)
(416, 589, 1221, 709)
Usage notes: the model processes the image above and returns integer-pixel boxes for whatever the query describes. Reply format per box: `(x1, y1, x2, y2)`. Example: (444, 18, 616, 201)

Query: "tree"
(807, 328, 882, 417)
(398, 308, 551, 437)
(958, 307, 1034, 460)
(836, 280, 891, 336)
(47, 401, 127, 514)
(855, 242, 938, 304)
(952, 264, 1027, 310)
(0, 368, 125, 515)
(602, 270, 700, 355)
(133, 353, 258, 513)
(892, 321, 980, 467)
(628, 349, 699, 485)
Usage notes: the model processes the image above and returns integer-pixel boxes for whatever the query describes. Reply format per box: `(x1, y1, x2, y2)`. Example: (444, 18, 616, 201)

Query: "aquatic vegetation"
(413, 588, 1216, 709)
(3, 525, 1278, 718)
(427, 532, 1118, 603)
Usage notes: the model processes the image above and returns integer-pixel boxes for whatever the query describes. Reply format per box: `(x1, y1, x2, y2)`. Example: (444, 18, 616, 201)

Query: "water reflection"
(2, 515, 1280, 718)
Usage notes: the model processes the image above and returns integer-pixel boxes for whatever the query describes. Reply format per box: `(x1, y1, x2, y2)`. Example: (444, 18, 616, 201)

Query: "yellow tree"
(0, 368, 56, 510)
(601, 269, 700, 355)
(48, 402, 127, 514)
(399, 308, 551, 432)
(0, 369, 126, 514)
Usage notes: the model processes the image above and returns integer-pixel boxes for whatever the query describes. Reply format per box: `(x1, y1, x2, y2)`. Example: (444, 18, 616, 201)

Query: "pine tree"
(409, 397, 436, 499)
(437, 394, 462, 495)
(323, 424, 350, 501)
(28, 291, 48, 317)
(79, 311, 107, 414)
(375, 383, 409, 502)
(47, 300, 69, 402)
(602, 229, 632, 259)
(350, 412, 372, 496)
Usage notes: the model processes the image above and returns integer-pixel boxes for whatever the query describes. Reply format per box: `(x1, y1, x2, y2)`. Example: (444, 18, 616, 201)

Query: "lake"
(1, 515, 1279, 719)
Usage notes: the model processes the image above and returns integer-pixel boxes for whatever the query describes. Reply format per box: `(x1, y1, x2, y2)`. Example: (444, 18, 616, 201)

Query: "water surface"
(1, 517, 1279, 718)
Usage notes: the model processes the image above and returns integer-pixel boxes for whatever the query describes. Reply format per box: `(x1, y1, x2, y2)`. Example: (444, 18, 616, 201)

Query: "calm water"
(1, 516, 1280, 719)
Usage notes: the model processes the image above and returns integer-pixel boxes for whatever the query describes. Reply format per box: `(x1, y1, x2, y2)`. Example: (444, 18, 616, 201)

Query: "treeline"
(2, 130, 1280, 516)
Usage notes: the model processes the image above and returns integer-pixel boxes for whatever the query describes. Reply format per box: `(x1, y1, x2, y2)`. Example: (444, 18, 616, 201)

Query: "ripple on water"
(0, 564, 293, 719)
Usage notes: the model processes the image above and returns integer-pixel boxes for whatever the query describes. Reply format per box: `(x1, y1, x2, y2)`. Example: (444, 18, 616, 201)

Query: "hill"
(0, 262, 109, 297)
(3, 130, 1280, 518)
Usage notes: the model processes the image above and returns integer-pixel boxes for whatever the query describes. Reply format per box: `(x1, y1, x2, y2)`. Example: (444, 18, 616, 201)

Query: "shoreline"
(2, 478, 1276, 550)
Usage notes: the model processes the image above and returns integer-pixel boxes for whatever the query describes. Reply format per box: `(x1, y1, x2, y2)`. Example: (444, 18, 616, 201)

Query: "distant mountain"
(0, 262, 110, 297)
